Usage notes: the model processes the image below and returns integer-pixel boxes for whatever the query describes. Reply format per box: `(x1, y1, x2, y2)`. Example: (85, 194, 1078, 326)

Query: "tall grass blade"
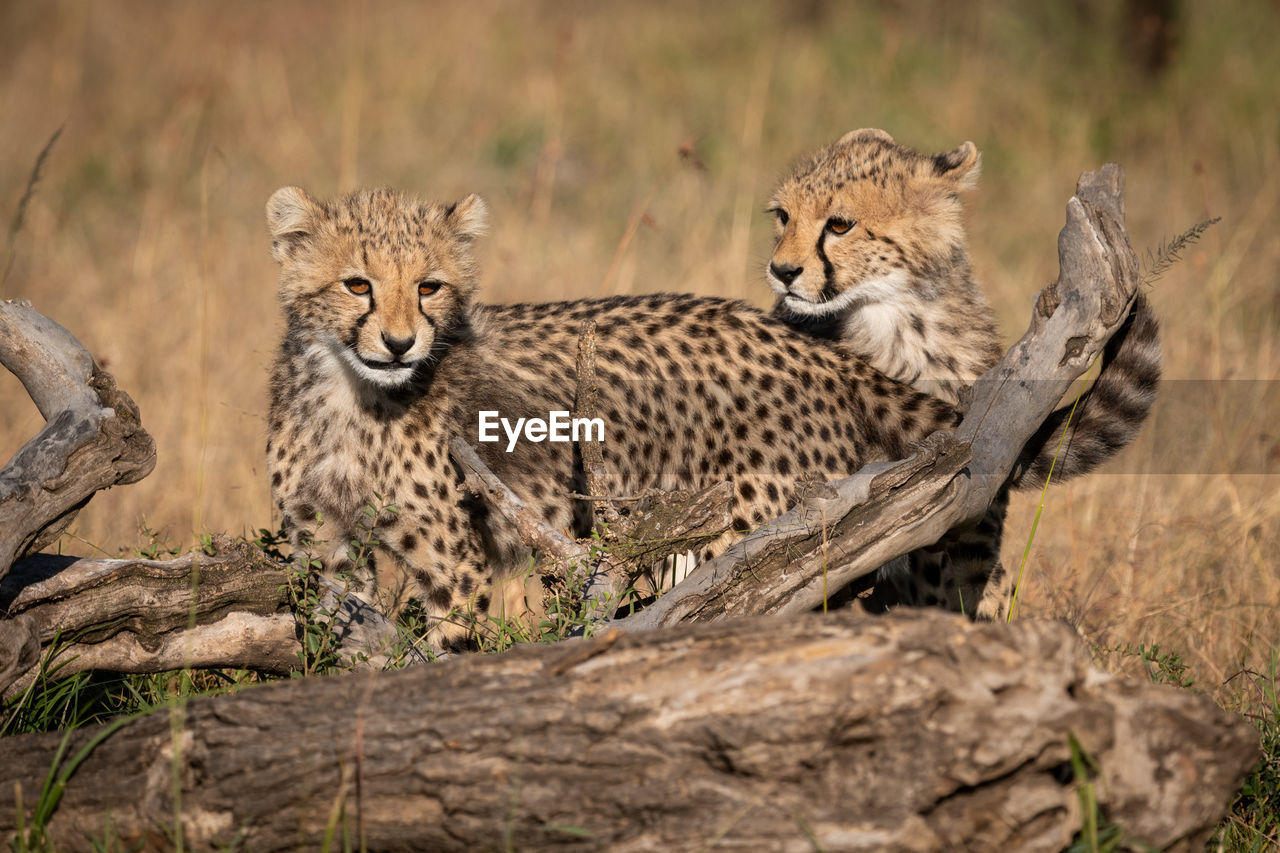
(1007, 359, 1094, 622)
(2, 123, 64, 294)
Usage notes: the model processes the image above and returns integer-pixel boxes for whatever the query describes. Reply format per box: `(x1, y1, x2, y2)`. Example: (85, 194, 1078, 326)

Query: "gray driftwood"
(0, 300, 156, 579)
(0, 537, 295, 699)
(0, 537, 428, 699)
(616, 165, 1141, 630)
(0, 611, 1258, 852)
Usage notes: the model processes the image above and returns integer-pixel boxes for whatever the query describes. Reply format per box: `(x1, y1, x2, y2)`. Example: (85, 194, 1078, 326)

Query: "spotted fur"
(266, 187, 963, 647)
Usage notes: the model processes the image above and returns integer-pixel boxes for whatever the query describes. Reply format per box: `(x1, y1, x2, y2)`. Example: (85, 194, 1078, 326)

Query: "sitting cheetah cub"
(765, 129, 1161, 613)
(266, 186, 963, 647)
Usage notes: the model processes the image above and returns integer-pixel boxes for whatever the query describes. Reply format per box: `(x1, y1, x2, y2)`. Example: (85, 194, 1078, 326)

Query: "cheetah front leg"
(279, 506, 380, 602)
(371, 500, 516, 652)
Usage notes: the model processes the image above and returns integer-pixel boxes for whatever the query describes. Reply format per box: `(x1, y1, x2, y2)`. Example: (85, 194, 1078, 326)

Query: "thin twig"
(566, 493, 647, 502)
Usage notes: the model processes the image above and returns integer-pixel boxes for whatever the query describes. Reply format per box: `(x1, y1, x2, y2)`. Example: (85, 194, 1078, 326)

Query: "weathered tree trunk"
(0, 538, 295, 698)
(0, 611, 1258, 852)
(0, 300, 156, 578)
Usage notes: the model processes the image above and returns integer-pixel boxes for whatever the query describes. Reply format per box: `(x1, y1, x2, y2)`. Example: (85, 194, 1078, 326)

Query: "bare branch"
(0, 300, 156, 578)
(449, 437, 583, 562)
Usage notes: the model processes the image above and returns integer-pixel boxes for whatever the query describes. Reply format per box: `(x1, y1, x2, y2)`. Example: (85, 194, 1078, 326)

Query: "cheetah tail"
(1008, 292, 1161, 489)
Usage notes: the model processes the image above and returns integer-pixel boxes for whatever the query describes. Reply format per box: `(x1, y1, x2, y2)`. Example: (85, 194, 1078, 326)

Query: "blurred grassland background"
(1, 1, 1277, 696)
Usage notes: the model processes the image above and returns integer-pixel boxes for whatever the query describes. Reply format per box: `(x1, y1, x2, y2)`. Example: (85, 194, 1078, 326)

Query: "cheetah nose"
(770, 262, 802, 286)
(382, 332, 416, 358)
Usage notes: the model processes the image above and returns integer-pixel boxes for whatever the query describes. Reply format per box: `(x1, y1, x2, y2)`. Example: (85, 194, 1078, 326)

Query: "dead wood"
(616, 165, 1143, 630)
(449, 437, 582, 562)
(600, 480, 733, 566)
(0, 611, 1257, 852)
(0, 538, 424, 699)
(0, 615, 39, 693)
(0, 300, 156, 580)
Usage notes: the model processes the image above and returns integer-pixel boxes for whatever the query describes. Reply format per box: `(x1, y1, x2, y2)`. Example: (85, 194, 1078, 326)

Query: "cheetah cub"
(266, 186, 964, 646)
(266, 188, 496, 649)
(765, 128, 1161, 613)
(767, 128, 1160, 478)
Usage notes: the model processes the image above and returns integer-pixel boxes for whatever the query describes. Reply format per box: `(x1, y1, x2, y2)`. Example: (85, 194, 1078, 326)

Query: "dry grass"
(1, 1, 1277, 697)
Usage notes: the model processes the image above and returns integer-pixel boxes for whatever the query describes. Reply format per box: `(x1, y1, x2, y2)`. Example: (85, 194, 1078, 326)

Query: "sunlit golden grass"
(1, 1, 1277, 697)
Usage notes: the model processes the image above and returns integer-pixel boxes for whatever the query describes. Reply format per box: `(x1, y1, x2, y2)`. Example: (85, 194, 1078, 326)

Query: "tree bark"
(0, 538, 295, 698)
(0, 539, 426, 699)
(0, 299, 156, 579)
(0, 611, 1258, 852)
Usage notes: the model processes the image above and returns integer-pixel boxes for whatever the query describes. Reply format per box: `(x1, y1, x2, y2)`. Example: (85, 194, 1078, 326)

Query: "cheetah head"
(767, 129, 979, 320)
(267, 186, 488, 389)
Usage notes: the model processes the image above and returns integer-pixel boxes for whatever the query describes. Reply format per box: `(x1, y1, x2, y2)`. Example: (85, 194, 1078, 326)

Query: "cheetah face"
(267, 186, 488, 389)
(766, 129, 979, 320)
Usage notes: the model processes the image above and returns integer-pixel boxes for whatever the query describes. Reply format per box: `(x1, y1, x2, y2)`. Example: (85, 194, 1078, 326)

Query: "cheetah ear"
(266, 186, 324, 263)
(445, 193, 489, 241)
(837, 128, 895, 147)
(932, 142, 981, 191)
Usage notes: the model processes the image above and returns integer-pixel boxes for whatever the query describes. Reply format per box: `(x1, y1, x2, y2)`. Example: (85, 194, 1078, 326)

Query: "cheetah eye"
(772, 208, 790, 227)
(343, 277, 372, 296)
(418, 280, 444, 297)
(826, 217, 855, 235)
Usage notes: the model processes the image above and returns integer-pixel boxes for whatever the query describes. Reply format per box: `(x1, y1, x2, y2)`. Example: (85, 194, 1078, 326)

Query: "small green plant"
(281, 497, 400, 675)
(282, 519, 344, 678)
(127, 519, 183, 561)
(1214, 648, 1280, 851)
(538, 532, 625, 642)
(1113, 642, 1196, 690)
(381, 598, 440, 668)
(347, 495, 398, 583)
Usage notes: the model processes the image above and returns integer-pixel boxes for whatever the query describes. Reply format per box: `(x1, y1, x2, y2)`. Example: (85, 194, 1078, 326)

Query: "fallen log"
(0, 538, 427, 699)
(0, 538, 294, 699)
(0, 611, 1258, 852)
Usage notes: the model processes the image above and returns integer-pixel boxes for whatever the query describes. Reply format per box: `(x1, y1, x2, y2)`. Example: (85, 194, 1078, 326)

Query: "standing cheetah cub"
(266, 186, 964, 645)
(764, 129, 1161, 613)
